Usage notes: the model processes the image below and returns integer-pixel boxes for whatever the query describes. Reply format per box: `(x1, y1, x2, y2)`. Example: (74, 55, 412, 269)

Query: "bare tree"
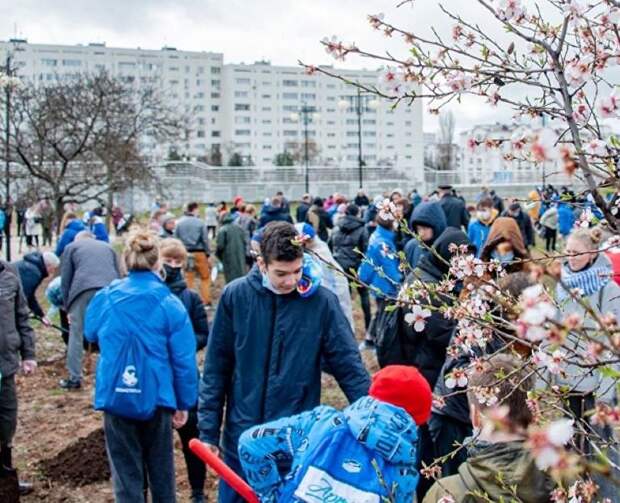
(0, 71, 186, 226)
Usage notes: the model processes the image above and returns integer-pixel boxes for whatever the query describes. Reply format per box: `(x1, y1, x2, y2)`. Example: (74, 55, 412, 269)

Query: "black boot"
(1, 446, 32, 497)
(0, 445, 19, 502)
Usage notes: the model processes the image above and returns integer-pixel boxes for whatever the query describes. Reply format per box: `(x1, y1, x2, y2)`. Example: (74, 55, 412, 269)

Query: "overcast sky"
(0, 0, 590, 136)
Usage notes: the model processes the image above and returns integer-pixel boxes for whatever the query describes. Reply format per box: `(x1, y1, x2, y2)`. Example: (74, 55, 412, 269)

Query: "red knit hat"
(368, 365, 432, 425)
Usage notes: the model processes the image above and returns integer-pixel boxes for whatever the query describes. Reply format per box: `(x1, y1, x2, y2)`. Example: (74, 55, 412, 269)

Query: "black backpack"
(375, 305, 408, 368)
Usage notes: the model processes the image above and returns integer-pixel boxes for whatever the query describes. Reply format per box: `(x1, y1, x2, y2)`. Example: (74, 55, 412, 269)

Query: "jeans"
(218, 454, 245, 503)
(544, 226, 557, 251)
(348, 280, 371, 331)
(186, 252, 212, 305)
(0, 376, 17, 448)
(428, 413, 473, 477)
(176, 408, 206, 496)
(67, 288, 98, 381)
(104, 409, 176, 503)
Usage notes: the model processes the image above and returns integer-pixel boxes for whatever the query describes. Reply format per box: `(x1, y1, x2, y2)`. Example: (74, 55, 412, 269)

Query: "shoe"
(19, 480, 34, 495)
(358, 339, 376, 351)
(191, 491, 205, 503)
(59, 378, 81, 390)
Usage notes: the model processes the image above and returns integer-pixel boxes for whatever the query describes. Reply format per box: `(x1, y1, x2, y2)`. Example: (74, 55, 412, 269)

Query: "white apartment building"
(221, 61, 423, 169)
(1, 39, 423, 175)
(0, 39, 225, 160)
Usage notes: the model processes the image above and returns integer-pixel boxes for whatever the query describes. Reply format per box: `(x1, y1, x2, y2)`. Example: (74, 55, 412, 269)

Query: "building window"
(211, 105, 220, 112)
(41, 58, 57, 66)
(211, 79, 221, 88)
(236, 78, 251, 85)
(235, 91, 249, 98)
(211, 92, 221, 99)
(235, 116, 251, 124)
(197, 131, 206, 138)
(301, 80, 317, 88)
(301, 93, 316, 100)
(211, 131, 221, 137)
(210, 67, 221, 74)
(235, 130, 251, 136)
(283, 130, 298, 137)
(282, 80, 298, 87)
(235, 104, 251, 111)
(282, 92, 298, 100)
(261, 94, 271, 99)
(62, 59, 82, 67)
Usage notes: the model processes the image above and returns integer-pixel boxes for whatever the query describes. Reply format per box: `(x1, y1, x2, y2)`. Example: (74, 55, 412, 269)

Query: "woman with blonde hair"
(84, 230, 198, 503)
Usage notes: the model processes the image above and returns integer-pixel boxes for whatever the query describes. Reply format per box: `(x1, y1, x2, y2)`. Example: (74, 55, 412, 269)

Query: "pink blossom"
(437, 496, 456, 503)
(445, 71, 473, 93)
(445, 369, 468, 389)
(584, 139, 607, 157)
(496, 0, 525, 21)
(466, 137, 479, 153)
(563, 0, 586, 18)
(565, 55, 593, 87)
(404, 305, 432, 332)
(368, 13, 385, 30)
(597, 93, 619, 119)
(530, 128, 559, 162)
(571, 102, 589, 123)
(528, 419, 574, 470)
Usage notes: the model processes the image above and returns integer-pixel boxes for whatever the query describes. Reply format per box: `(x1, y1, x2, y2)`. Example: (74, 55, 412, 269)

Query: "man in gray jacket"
(60, 231, 120, 389)
(0, 260, 36, 495)
(175, 202, 212, 305)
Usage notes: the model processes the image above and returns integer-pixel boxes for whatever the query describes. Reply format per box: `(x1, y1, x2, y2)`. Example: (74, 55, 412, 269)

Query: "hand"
(22, 360, 37, 375)
(172, 410, 188, 429)
(204, 442, 220, 457)
(41, 317, 51, 327)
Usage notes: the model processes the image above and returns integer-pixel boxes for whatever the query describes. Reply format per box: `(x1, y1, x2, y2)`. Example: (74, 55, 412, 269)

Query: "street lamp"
(290, 103, 320, 193)
(1, 52, 21, 261)
(338, 88, 379, 189)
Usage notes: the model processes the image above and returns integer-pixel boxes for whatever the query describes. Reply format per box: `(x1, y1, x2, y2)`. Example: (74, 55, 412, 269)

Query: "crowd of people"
(0, 183, 619, 502)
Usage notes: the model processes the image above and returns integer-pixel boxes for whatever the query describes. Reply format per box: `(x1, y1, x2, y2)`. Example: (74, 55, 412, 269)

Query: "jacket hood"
(67, 219, 86, 232)
(23, 252, 48, 278)
(481, 217, 529, 260)
(409, 202, 447, 243)
(338, 215, 365, 234)
(221, 213, 235, 225)
(418, 227, 472, 278)
(459, 441, 553, 501)
(263, 204, 284, 215)
(344, 396, 418, 464)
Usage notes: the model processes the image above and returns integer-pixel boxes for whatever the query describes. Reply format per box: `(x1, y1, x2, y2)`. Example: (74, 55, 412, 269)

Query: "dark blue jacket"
(85, 271, 198, 415)
(15, 252, 48, 318)
(358, 225, 402, 298)
(259, 205, 293, 229)
(197, 266, 370, 465)
(55, 219, 86, 257)
(405, 202, 447, 269)
(439, 194, 470, 230)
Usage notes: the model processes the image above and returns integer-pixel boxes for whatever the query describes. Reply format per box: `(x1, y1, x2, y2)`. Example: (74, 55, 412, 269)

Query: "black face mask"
(163, 264, 183, 284)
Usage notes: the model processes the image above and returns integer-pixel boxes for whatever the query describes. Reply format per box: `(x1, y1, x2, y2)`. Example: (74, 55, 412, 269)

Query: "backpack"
(278, 418, 399, 503)
(99, 330, 159, 421)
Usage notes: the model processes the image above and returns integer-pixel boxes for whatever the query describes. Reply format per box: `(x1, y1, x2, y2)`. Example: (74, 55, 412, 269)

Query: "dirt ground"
(14, 275, 376, 502)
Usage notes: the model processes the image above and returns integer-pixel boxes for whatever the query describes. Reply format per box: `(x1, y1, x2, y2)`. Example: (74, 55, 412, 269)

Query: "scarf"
(557, 263, 610, 302)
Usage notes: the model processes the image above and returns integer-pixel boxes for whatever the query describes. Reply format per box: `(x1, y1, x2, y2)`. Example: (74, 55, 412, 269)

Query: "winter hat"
(368, 365, 432, 425)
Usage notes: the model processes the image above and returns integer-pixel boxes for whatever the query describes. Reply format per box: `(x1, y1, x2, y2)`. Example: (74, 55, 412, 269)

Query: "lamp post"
(338, 89, 379, 189)
(290, 103, 320, 194)
(1, 52, 19, 261)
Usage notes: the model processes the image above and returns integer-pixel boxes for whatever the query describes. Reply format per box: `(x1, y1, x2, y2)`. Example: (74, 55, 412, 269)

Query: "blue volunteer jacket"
(197, 266, 370, 469)
(358, 225, 402, 298)
(55, 219, 86, 257)
(238, 396, 419, 503)
(84, 271, 198, 415)
(557, 203, 575, 237)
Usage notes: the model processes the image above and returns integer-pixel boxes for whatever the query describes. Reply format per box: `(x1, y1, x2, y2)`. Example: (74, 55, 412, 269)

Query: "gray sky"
(0, 0, 586, 136)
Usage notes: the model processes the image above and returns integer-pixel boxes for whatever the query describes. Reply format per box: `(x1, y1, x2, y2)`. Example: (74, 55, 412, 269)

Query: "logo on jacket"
(122, 366, 138, 387)
(342, 459, 362, 474)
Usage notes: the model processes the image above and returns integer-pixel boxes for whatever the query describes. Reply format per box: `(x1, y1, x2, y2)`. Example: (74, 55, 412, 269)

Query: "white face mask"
(261, 271, 284, 295)
(477, 209, 491, 221)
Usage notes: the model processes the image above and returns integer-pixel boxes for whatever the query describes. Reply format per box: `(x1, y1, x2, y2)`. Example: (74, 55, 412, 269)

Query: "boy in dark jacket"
(161, 239, 208, 503)
(198, 221, 370, 503)
(328, 204, 371, 330)
(405, 201, 448, 269)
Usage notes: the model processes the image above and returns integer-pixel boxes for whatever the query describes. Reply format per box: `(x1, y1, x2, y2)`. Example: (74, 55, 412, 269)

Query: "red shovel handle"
(189, 439, 260, 503)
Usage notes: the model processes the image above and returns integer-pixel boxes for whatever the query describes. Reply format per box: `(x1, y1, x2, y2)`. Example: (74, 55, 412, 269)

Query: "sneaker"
(19, 480, 34, 495)
(358, 339, 376, 351)
(59, 378, 81, 390)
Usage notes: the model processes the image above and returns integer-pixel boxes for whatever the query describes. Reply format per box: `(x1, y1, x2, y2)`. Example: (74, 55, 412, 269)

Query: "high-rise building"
(1, 39, 423, 174)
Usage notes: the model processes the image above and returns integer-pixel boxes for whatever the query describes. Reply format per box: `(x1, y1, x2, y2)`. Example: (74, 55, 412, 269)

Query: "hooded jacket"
(198, 266, 370, 471)
(501, 208, 535, 248)
(305, 205, 333, 241)
(216, 213, 248, 283)
(238, 396, 419, 503)
(467, 208, 499, 258)
(259, 205, 293, 229)
(480, 217, 529, 273)
(423, 441, 554, 503)
(405, 202, 448, 269)
(84, 271, 198, 416)
(15, 252, 49, 318)
(557, 203, 576, 236)
(358, 225, 402, 298)
(328, 214, 369, 273)
(55, 219, 87, 257)
(395, 229, 471, 387)
(0, 261, 36, 377)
